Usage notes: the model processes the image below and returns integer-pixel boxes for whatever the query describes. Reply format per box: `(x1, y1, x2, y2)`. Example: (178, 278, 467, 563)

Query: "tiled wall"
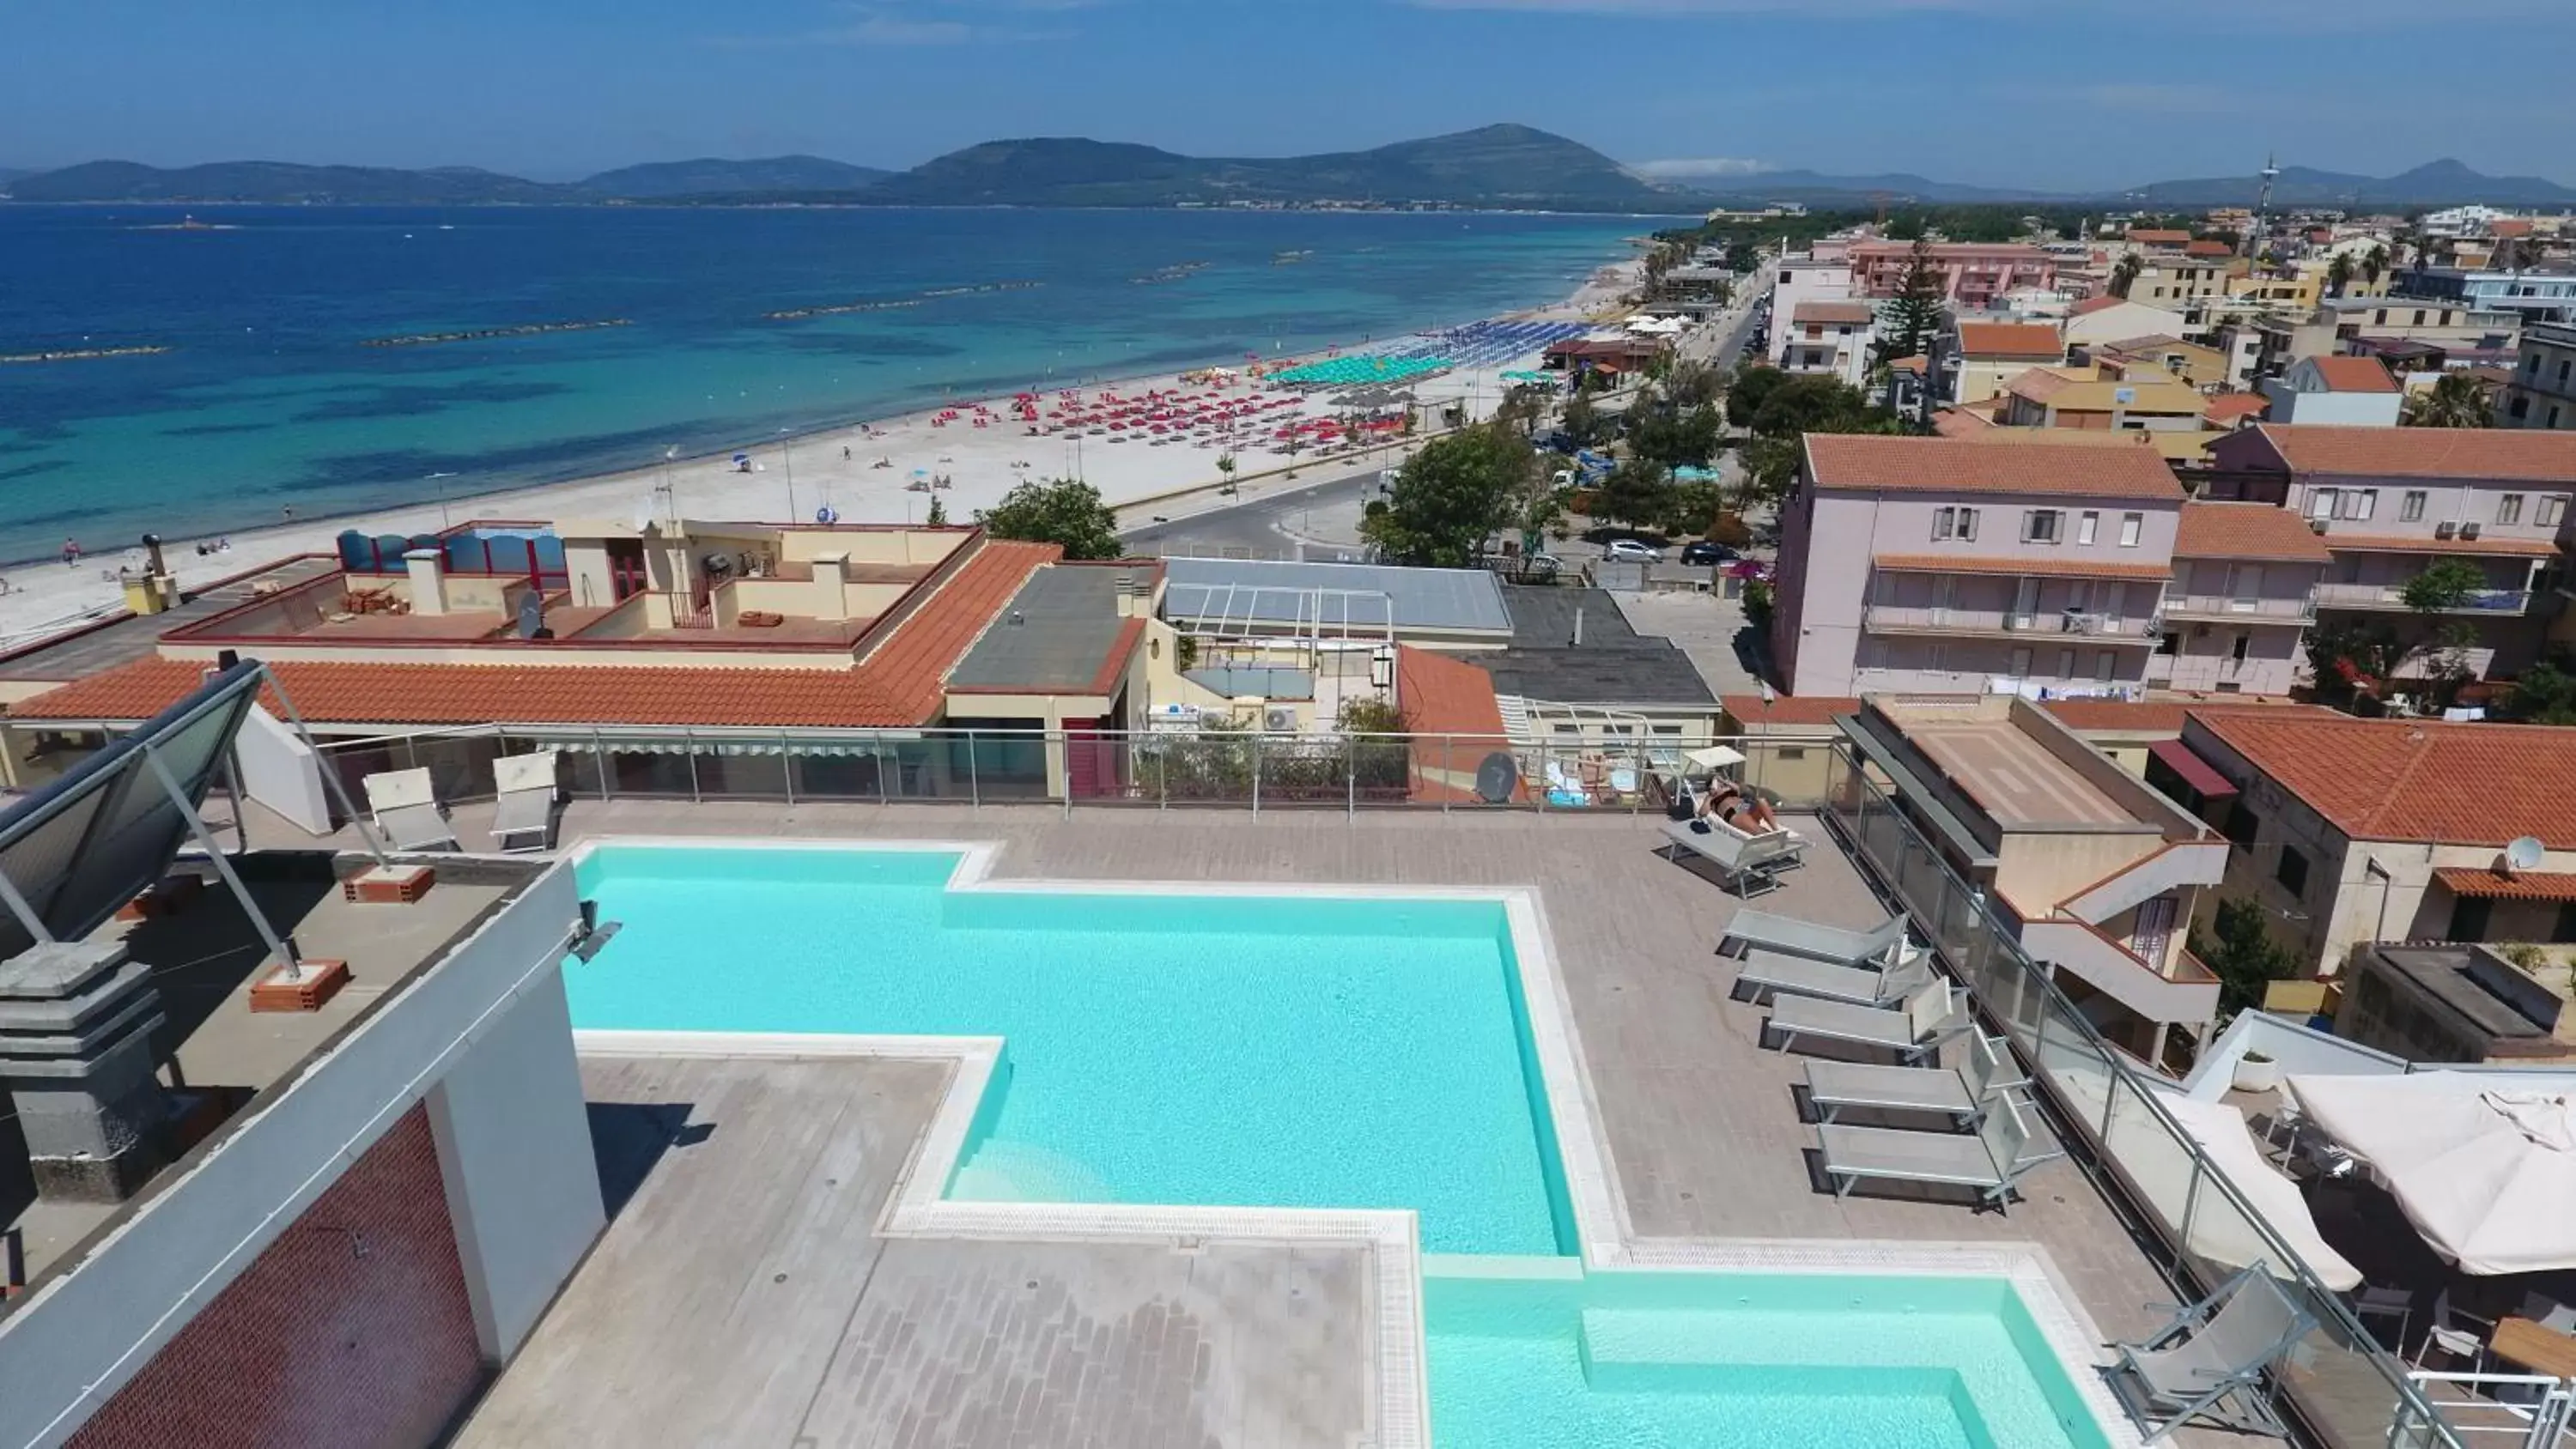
(65, 1106, 484, 1449)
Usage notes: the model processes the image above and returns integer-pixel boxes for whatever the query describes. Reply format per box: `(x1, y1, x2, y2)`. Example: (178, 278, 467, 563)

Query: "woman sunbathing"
(1696, 780, 1781, 834)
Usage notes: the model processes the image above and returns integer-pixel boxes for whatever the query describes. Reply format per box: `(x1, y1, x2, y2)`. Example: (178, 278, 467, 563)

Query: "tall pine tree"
(1874, 237, 1945, 368)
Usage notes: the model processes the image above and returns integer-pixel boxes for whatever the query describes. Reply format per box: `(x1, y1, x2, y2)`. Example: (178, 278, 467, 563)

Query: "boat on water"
(1273, 250, 1314, 265)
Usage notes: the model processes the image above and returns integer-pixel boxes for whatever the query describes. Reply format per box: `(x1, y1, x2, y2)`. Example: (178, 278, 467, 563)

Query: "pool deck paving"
(268, 800, 2273, 1449)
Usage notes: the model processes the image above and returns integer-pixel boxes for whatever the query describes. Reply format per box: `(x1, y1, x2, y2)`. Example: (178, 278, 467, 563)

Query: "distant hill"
(577, 155, 890, 198)
(7, 160, 568, 204)
(866, 124, 1690, 210)
(1697, 169, 2067, 204)
(2117, 159, 2576, 208)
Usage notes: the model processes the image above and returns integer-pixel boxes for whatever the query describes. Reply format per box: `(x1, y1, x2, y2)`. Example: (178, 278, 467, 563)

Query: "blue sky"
(7, 0, 2573, 191)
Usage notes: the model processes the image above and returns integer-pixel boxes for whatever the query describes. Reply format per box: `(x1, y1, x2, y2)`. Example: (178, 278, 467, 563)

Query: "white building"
(2258, 355, 2404, 427)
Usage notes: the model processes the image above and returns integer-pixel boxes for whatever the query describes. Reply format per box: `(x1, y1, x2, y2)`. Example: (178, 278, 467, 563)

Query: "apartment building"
(2258, 355, 2403, 427)
(2087, 334, 2232, 390)
(2401, 266, 2576, 327)
(2506, 321, 2576, 430)
(1765, 256, 1859, 369)
(1771, 434, 2185, 698)
(1995, 367, 2208, 437)
(2150, 503, 2328, 696)
(1949, 321, 2066, 403)
(1778, 300, 1878, 385)
(2061, 296, 2190, 351)
(2127, 257, 2229, 308)
(1844, 240, 2056, 310)
(2202, 425, 2576, 680)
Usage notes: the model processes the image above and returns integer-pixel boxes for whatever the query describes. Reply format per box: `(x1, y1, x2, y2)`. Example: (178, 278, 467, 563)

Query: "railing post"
(1061, 729, 1073, 820)
(593, 727, 611, 801)
(781, 731, 795, 806)
(1250, 731, 1262, 815)
(968, 731, 981, 809)
(1346, 733, 1356, 819)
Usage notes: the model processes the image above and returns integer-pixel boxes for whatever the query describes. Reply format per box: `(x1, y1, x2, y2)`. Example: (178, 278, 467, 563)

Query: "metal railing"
(2313, 582, 2534, 615)
(2403, 1374, 2575, 1449)
(1823, 741, 2464, 1449)
(2161, 593, 2319, 621)
(1864, 605, 2163, 640)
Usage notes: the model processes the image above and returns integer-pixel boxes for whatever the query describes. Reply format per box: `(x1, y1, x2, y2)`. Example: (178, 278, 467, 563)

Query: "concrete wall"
(2261, 383, 2403, 427)
(0, 865, 600, 1448)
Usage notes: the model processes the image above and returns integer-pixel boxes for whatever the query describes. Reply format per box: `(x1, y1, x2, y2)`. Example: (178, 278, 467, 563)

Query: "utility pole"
(2248, 152, 2281, 264)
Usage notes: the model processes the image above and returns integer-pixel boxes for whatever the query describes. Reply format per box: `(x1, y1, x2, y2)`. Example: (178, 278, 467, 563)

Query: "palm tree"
(2325, 253, 2355, 299)
(2108, 252, 2143, 300)
(2360, 244, 2389, 288)
(2404, 373, 2494, 429)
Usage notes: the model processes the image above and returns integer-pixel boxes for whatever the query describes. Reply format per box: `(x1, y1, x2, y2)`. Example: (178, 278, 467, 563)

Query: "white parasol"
(2284, 1071, 2576, 1276)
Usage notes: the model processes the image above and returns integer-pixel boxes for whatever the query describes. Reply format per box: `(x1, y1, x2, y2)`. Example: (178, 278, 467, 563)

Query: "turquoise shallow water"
(568, 845, 1570, 1255)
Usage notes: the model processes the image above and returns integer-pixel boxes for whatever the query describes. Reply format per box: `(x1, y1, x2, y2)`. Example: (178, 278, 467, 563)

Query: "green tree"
(2304, 617, 2402, 711)
(1360, 422, 1535, 567)
(2403, 372, 2494, 428)
(975, 477, 1121, 560)
(1664, 479, 1722, 537)
(1724, 366, 1791, 430)
(1874, 238, 1945, 367)
(2401, 557, 2487, 614)
(1748, 374, 1889, 437)
(2325, 252, 2355, 299)
(925, 495, 948, 527)
(2360, 243, 2390, 288)
(2108, 253, 2143, 300)
(1560, 391, 1612, 449)
(1215, 452, 1238, 494)
(2506, 653, 2576, 725)
(1628, 400, 1723, 473)
(1595, 459, 1675, 530)
(2189, 897, 2301, 1016)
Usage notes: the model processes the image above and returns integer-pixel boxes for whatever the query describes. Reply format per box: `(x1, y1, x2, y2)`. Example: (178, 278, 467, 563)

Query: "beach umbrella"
(2285, 1073, 2576, 1276)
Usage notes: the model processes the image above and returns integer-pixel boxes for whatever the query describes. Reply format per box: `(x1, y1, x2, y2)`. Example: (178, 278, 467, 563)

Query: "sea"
(0, 204, 1662, 563)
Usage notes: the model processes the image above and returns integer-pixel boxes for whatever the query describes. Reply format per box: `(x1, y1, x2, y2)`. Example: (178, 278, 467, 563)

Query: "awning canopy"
(2148, 738, 2237, 799)
(2285, 1072, 2576, 1276)
(2160, 1095, 2361, 1291)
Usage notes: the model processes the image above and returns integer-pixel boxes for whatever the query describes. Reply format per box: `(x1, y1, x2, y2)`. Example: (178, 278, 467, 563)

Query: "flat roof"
(1869, 697, 2142, 830)
(0, 557, 338, 684)
(1162, 558, 1511, 636)
(947, 565, 1142, 694)
(1478, 646, 1718, 710)
(2365, 945, 2555, 1043)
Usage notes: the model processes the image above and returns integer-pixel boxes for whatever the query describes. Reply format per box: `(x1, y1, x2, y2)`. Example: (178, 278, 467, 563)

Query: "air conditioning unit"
(2436, 522, 2459, 540)
(1263, 706, 1299, 732)
(2462, 522, 2483, 540)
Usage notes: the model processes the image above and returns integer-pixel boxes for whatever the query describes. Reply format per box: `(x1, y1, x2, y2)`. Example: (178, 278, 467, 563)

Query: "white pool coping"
(566, 836, 2135, 1449)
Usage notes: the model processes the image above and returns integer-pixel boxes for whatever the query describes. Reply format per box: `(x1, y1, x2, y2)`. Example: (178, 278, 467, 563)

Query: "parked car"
(1680, 540, 1740, 567)
(1603, 539, 1664, 564)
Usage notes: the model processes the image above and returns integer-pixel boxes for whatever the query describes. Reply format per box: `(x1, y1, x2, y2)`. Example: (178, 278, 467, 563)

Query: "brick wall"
(67, 1106, 486, 1449)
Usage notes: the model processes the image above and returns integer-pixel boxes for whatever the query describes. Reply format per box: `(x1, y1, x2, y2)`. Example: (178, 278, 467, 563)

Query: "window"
(2335, 489, 2376, 522)
(2401, 490, 2427, 522)
(2540, 496, 2568, 529)
(2078, 511, 2099, 545)
(2561, 360, 2573, 384)
(1956, 506, 1979, 541)
(2307, 488, 2338, 520)
(2056, 648, 2076, 677)
(1926, 643, 1947, 670)
(2120, 512, 2143, 547)
(2006, 646, 2030, 678)
(2555, 405, 2566, 429)
(2224, 803, 2261, 851)
(2413, 310, 2427, 326)
(1932, 506, 1958, 540)
(2499, 494, 2525, 524)
(2095, 651, 2117, 681)
(2022, 509, 2063, 543)
(2230, 631, 2252, 664)
(2155, 630, 2179, 655)
(2276, 845, 2311, 898)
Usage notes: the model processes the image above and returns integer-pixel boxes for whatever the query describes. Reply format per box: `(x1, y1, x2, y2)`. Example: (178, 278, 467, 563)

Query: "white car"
(1603, 539, 1664, 564)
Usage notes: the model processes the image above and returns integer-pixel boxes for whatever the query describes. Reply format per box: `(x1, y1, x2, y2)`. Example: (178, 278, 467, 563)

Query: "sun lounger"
(1719, 908, 1912, 967)
(2105, 1263, 2315, 1443)
(1805, 1031, 2026, 1127)
(361, 766, 456, 852)
(1765, 981, 1965, 1065)
(1816, 1093, 2059, 1212)
(1659, 818, 1797, 897)
(1736, 949, 1932, 1009)
(489, 749, 562, 853)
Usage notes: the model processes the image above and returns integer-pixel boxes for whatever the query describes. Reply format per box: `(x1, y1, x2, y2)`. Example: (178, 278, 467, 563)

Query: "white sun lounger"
(1718, 908, 1913, 968)
(2105, 1263, 2314, 1443)
(489, 749, 562, 853)
(1816, 1093, 2059, 1212)
(1765, 981, 1965, 1065)
(1659, 818, 1798, 897)
(1805, 1031, 2026, 1127)
(1736, 949, 1932, 1009)
(361, 766, 457, 852)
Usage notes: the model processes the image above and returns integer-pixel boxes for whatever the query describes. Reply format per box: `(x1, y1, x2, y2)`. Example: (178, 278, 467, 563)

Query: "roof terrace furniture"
(361, 767, 457, 852)
(1718, 907, 1913, 968)
(1816, 1090, 2058, 1213)
(1764, 981, 1967, 1066)
(1735, 947, 1933, 1010)
(1657, 818, 1797, 898)
(2104, 1262, 2315, 1444)
(1804, 1030, 2027, 1128)
(489, 749, 562, 853)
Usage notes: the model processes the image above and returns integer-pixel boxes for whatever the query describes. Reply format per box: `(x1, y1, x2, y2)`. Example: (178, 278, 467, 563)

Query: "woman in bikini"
(1696, 779, 1782, 834)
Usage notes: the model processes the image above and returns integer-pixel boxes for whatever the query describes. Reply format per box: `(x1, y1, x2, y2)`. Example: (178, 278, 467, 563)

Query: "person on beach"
(62, 537, 80, 567)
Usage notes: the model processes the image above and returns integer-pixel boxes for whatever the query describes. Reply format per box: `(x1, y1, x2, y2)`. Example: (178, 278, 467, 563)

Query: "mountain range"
(4, 127, 2572, 210)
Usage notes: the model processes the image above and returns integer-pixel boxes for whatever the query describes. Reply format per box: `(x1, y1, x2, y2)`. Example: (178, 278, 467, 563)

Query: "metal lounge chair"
(489, 749, 562, 853)
(1765, 981, 1967, 1065)
(1659, 818, 1798, 898)
(1816, 1092, 2059, 1212)
(361, 766, 457, 852)
(2105, 1263, 2316, 1444)
(1718, 907, 1913, 967)
(1805, 1031, 2026, 1128)
(1736, 949, 1932, 1009)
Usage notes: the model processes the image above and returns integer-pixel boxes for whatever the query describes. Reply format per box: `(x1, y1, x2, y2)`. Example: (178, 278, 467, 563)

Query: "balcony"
(2311, 582, 2537, 615)
(1863, 605, 2163, 643)
(2158, 593, 2318, 623)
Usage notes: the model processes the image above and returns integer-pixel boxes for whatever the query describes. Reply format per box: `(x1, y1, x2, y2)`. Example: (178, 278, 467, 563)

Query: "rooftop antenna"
(2505, 836, 2545, 876)
(2248, 151, 2281, 262)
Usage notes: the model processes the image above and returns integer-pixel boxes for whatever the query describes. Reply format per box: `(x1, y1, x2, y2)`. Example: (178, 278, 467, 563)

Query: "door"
(1929, 573, 1958, 626)
(2008, 646, 2033, 680)
(2131, 894, 2178, 968)
(2012, 576, 2039, 623)
(605, 539, 648, 601)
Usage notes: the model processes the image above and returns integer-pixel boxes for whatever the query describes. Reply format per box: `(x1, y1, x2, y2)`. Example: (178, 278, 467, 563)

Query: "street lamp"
(777, 428, 798, 523)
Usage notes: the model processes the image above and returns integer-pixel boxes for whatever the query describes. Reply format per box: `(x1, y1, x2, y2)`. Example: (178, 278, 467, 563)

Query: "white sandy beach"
(0, 258, 1643, 644)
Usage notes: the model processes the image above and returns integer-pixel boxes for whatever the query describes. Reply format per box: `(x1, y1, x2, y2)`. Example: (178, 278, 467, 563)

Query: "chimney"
(811, 552, 850, 621)
(402, 548, 449, 616)
(1113, 573, 1135, 618)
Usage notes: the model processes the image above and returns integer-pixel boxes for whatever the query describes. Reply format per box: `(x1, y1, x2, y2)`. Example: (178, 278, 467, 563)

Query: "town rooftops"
(1791, 300, 1877, 325)
(2004, 370, 2205, 415)
(946, 562, 1152, 696)
(1802, 433, 2185, 500)
(2202, 394, 2270, 426)
(2189, 712, 2576, 850)
(1160, 557, 1511, 638)
(2125, 229, 2192, 246)
(2172, 502, 2334, 563)
(2184, 239, 2234, 258)
(2227, 423, 2576, 482)
(2303, 355, 2401, 393)
(1955, 323, 2064, 359)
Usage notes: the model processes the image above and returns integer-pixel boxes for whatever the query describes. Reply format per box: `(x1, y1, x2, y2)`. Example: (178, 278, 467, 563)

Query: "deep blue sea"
(0, 204, 1657, 562)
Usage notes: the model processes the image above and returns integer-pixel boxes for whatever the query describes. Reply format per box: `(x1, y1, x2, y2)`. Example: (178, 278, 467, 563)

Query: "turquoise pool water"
(569, 844, 1572, 1255)
(568, 843, 2109, 1449)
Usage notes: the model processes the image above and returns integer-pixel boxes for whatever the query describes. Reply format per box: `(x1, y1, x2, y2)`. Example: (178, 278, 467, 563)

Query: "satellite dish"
(1473, 752, 1519, 805)
(2506, 836, 2546, 874)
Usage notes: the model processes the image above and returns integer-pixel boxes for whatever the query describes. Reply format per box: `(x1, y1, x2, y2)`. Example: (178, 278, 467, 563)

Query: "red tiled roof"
(2202, 393, 2269, 425)
(1873, 554, 2171, 581)
(1956, 323, 2064, 360)
(2245, 424, 2576, 482)
(1792, 300, 1877, 325)
(1722, 694, 1858, 728)
(2432, 867, 2576, 902)
(1932, 408, 1996, 436)
(2194, 712, 2576, 848)
(2070, 296, 2127, 317)
(9, 538, 1062, 727)
(2306, 355, 2400, 394)
(2126, 229, 2191, 245)
(2042, 700, 2334, 732)
(2184, 239, 2233, 258)
(1805, 433, 2184, 500)
(1394, 645, 1505, 739)
(2173, 502, 2332, 562)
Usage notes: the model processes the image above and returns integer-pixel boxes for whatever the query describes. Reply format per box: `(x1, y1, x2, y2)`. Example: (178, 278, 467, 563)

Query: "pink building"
(1846, 241, 2057, 310)
(2149, 502, 2330, 696)
(2205, 425, 2576, 681)
(1771, 435, 2186, 698)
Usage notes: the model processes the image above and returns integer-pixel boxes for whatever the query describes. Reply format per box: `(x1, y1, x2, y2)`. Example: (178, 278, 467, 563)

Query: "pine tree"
(1874, 237, 1945, 367)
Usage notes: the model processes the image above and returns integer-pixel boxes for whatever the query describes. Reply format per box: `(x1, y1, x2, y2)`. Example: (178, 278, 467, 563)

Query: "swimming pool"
(567, 841, 2123, 1448)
